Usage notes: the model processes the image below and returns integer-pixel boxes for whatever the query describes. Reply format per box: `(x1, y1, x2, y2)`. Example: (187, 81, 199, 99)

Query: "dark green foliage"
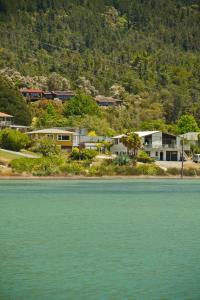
(0, 76, 31, 125)
(1, 1, 200, 127)
(64, 94, 100, 117)
(70, 147, 97, 160)
(0, 129, 30, 151)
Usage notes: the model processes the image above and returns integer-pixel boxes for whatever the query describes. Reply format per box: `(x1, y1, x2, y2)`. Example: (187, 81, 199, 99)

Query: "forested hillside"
(0, 0, 200, 131)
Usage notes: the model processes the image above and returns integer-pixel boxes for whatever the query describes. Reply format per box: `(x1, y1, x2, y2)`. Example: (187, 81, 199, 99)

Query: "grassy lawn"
(0, 150, 22, 161)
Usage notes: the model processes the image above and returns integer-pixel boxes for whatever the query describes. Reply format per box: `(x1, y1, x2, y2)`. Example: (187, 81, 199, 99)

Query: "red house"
(21, 88, 43, 101)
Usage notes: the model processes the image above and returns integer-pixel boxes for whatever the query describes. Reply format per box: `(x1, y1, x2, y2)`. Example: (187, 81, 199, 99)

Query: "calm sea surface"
(0, 179, 200, 300)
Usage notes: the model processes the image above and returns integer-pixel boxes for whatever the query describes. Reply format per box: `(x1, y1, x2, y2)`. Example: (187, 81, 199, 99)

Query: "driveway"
(155, 160, 198, 169)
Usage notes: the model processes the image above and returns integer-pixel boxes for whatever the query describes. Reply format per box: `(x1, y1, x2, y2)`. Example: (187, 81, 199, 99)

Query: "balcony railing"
(144, 143, 179, 149)
(0, 121, 12, 126)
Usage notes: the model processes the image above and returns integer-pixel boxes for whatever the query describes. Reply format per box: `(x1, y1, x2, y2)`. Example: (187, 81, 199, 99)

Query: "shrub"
(31, 158, 61, 176)
(167, 167, 180, 175)
(10, 157, 35, 173)
(60, 162, 85, 175)
(137, 151, 155, 163)
(81, 149, 97, 160)
(70, 148, 97, 161)
(136, 164, 165, 176)
(0, 129, 30, 151)
(195, 169, 200, 176)
(183, 168, 197, 177)
(31, 138, 61, 157)
(113, 154, 131, 166)
(11, 156, 64, 176)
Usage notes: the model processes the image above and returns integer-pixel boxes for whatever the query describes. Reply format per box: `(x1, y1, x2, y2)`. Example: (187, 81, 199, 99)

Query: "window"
(156, 152, 158, 156)
(57, 135, 70, 141)
(47, 134, 54, 140)
(115, 139, 119, 145)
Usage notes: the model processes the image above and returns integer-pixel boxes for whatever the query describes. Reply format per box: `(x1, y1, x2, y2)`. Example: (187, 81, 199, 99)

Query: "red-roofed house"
(21, 88, 43, 101)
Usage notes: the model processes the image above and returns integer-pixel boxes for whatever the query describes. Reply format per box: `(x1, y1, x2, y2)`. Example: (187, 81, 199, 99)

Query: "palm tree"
(122, 132, 141, 158)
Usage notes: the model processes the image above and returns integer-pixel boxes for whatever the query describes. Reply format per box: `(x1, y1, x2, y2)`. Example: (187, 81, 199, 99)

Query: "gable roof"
(52, 91, 74, 96)
(27, 128, 74, 135)
(112, 131, 160, 139)
(0, 112, 13, 118)
(135, 131, 160, 137)
(20, 88, 43, 93)
(95, 95, 122, 103)
(112, 134, 126, 139)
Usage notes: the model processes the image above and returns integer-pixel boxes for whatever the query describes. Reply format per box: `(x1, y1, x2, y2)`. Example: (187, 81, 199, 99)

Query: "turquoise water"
(0, 180, 200, 300)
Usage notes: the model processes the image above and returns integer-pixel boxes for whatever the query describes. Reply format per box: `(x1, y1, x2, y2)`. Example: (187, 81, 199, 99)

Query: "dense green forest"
(0, 0, 200, 132)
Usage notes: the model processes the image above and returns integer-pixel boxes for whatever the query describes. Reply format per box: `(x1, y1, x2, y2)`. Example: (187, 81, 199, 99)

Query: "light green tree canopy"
(177, 114, 199, 134)
(121, 132, 141, 157)
(64, 93, 101, 117)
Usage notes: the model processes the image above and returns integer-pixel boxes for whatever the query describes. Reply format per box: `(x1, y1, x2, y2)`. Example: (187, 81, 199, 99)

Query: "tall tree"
(0, 76, 31, 125)
(122, 132, 141, 157)
(177, 114, 199, 134)
(64, 93, 100, 117)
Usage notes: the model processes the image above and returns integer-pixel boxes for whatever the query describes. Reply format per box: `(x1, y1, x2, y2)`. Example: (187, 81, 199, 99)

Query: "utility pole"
(181, 137, 184, 178)
(78, 127, 81, 161)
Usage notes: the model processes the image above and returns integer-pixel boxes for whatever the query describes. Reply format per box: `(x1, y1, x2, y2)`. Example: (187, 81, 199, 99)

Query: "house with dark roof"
(95, 95, 122, 107)
(52, 91, 75, 101)
(20, 88, 75, 102)
(42, 91, 54, 100)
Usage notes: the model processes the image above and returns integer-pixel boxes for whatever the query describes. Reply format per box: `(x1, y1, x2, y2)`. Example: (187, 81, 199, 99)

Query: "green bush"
(70, 148, 97, 161)
(11, 156, 64, 176)
(183, 168, 197, 177)
(87, 163, 165, 177)
(10, 157, 36, 173)
(0, 129, 30, 151)
(167, 167, 180, 175)
(167, 167, 200, 176)
(31, 138, 61, 157)
(88, 165, 117, 176)
(136, 164, 165, 176)
(137, 151, 155, 163)
(60, 162, 85, 175)
(113, 154, 131, 166)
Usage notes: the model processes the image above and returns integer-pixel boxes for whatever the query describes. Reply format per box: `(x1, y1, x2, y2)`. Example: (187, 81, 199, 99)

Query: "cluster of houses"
(1, 111, 199, 162)
(20, 88, 122, 107)
(20, 89, 75, 102)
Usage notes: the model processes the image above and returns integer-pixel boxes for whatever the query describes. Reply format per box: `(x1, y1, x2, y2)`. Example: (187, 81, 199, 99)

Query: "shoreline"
(0, 175, 200, 180)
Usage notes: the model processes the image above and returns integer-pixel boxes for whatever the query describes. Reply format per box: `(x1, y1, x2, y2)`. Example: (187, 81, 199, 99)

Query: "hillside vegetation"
(0, 0, 200, 131)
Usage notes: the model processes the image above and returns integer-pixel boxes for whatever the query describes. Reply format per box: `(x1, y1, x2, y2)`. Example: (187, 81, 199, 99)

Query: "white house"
(111, 131, 190, 161)
(0, 112, 13, 129)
